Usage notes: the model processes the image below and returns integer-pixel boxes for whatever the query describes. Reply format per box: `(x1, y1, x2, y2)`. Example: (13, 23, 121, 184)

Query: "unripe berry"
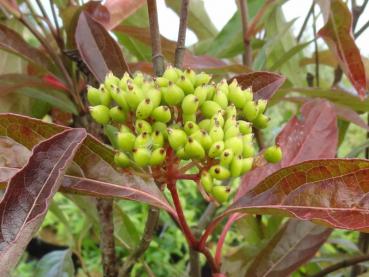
(135, 119, 152, 134)
(264, 145, 282, 163)
(220, 149, 234, 167)
(176, 147, 190, 160)
(183, 113, 197, 123)
(209, 165, 230, 180)
(230, 155, 243, 177)
(163, 66, 179, 82)
(151, 130, 164, 148)
(109, 106, 127, 123)
(196, 130, 212, 150)
(136, 98, 154, 119)
(228, 80, 246, 108)
(243, 101, 258, 121)
(133, 72, 144, 86)
(114, 152, 131, 167)
(241, 157, 253, 174)
(150, 147, 166, 166)
(198, 119, 211, 131)
(87, 86, 101, 106)
(99, 86, 112, 107)
(213, 90, 228, 109)
(225, 104, 237, 119)
(253, 114, 269, 129)
(146, 88, 162, 108)
(152, 106, 171, 123)
(104, 72, 120, 89)
(90, 105, 110, 125)
(242, 142, 255, 158)
(104, 124, 119, 148)
(184, 121, 200, 135)
(201, 101, 222, 118)
(177, 75, 194, 94)
(120, 124, 131, 133)
(208, 141, 225, 158)
(205, 84, 216, 100)
(111, 87, 129, 111)
(238, 120, 252, 135)
(184, 68, 196, 84)
(133, 148, 151, 166)
(163, 82, 184, 105)
(152, 122, 168, 138)
(195, 72, 212, 86)
(184, 137, 205, 160)
(224, 124, 240, 140)
(155, 77, 169, 87)
(223, 116, 237, 131)
(212, 186, 229, 203)
(117, 131, 136, 152)
(194, 85, 208, 105)
(182, 94, 199, 114)
(243, 88, 253, 102)
(126, 83, 144, 110)
(211, 111, 225, 128)
(135, 132, 151, 148)
(168, 128, 187, 150)
(119, 72, 131, 91)
(224, 136, 243, 155)
(256, 99, 267, 115)
(217, 79, 229, 97)
(209, 125, 224, 142)
(200, 172, 213, 193)
(242, 134, 253, 144)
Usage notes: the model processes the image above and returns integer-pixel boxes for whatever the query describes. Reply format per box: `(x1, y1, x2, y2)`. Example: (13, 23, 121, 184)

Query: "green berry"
(184, 121, 200, 135)
(182, 113, 197, 123)
(133, 72, 144, 86)
(241, 157, 253, 174)
(195, 72, 211, 86)
(209, 125, 224, 142)
(176, 147, 190, 160)
(150, 148, 166, 166)
(90, 105, 110, 125)
(200, 172, 213, 193)
(223, 117, 236, 131)
(182, 94, 199, 114)
(208, 141, 225, 158)
(242, 143, 255, 158)
(264, 145, 282, 163)
(135, 119, 152, 134)
(225, 104, 237, 119)
(119, 72, 131, 91)
(136, 98, 154, 119)
(151, 130, 164, 148)
(99, 86, 112, 106)
(135, 132, 151, 148)
(87, 86, 101, 106)
(194, 85, 208, 105)
(117, 131, 136, 152)
(152, 122, 168, 138)
(228, 80, 246, 108)
(209, 165, 230, 180)
(205, 84, 216, 100)
(212, 186, 229, 203)
(177, 75, 194, 94)
(253, 114, 269, 129)
(213, 90, 228, 109)
(184, 68, 196, 84)
(256, 99, 267, 115)
(224, 125, 240, 140)
(230, 155, 243, 177)
(201, 101, 222, 118)
(198, 119, 211, 131)
(238, 120, 252, 135)
(114, 152, 131, 167)
(243, 101, 258, 121)
(133, 148, 151, 166)
(111, 87, 129, 111)
(155, 77, 169, 87)
(168, 128, 187, 150)
(243, 88, 253, 102)
(163, 82, 184, 105)
(217, 79, 229, 97)
(152, 106, 171, 123)
(120, 124, 131, 133)
(211, 111, 225, 128)
(146, 88, 162, 108)
(126, 83, 144, 110)
(184, 137, 205, 160)
(224, 136, 243, 155)
(104, 72, 120, 89)
(109, 106, 127, 123)
(196, 130, 212, 150)
(220, 149, 234, 167)
(163, 66, 179, 82)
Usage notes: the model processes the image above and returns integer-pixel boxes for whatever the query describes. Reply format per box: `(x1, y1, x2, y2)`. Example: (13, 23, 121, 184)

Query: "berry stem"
(176, 174, 199, 181)
(198, 216, 224, 251)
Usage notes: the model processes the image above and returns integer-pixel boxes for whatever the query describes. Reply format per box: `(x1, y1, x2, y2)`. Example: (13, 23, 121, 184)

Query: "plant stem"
(147, 0, 165, 76)
(296, 2, 314, 43)
(312, 3, 320, 88)
(174, 0, 189, 68)
(119, 206, 160, 277)
(49, 0, 64, 49)
(96, 199, 118, 277)
(355, 19, 369, 38)
(239, 0, 252, 66)
(309, 254, 369, 277)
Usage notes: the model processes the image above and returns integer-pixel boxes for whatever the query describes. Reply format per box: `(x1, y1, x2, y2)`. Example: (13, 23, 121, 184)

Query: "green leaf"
(35, 250, 75, 277)
(114, 204, 140, 249)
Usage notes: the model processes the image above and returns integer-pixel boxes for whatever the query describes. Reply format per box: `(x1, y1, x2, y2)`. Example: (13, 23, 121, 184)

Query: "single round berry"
(264, 146, 282, 163)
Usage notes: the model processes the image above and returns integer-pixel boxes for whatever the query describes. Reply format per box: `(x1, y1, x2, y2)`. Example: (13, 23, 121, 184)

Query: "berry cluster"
(88, 67, 282, 203)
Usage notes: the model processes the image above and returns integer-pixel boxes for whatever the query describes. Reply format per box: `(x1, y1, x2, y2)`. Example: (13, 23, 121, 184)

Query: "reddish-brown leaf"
(75, 12, 130, 82)
(104, 0, 145, 30)
(0, 128, 87, 275)
(237, 99, 338, 198)
(0, 24, 53, 71)
(226, 159, 369, 232)
(318, 0, 367, 98)
(229, 72, 286, 100)
(83, 1, 110, 26)
(0, 113, 174, 214)
(245, 220, 332, 277)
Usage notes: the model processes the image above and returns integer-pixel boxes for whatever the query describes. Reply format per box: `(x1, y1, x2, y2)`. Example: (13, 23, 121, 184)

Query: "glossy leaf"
(0, 24, 53, 71)
(245, 220, 332, 277)
(34, 250, 75, 277)
(318, 0, 367, 98)
(237, 99, 338, 197)
(227, 158, 369, 232)
(0, 128, 87, 275)
(104, 0, 145, 30)
(230, 71, 286, 100)
(84, 0, 110, 26)
(75, 12, 130, 82)
(0, 113, 175, 214)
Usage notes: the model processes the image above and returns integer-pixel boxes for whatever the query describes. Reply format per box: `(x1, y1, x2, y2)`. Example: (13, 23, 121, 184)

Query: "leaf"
(75, 12, 130, 82)
(245, 220, 332, 277)
(164, 0, 217, 40)
(104, 0, 146, 30)
(299, 49, 338, 68)
(114, 204, 140, 249)
(34, 249, 75, 277)
(317, 0, 367, 98)
(0, 23, 53, 71)
(237, 99, 338, 198)
(0, 128, 87, 275)
(230, 71, 286, 100)
(0, 113, 176, 215)
(273, 87, 369, 113)
(226, 158, 369, 232)
(83, 0, 110, 26)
